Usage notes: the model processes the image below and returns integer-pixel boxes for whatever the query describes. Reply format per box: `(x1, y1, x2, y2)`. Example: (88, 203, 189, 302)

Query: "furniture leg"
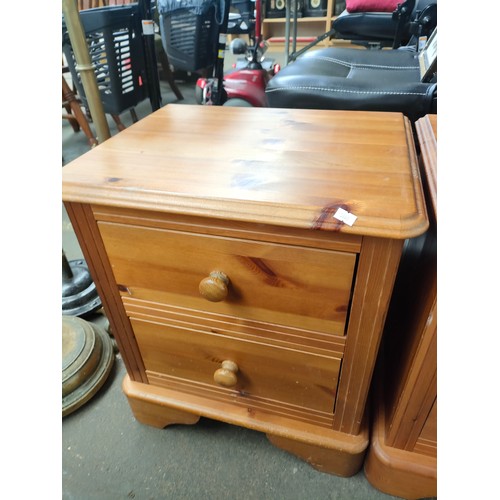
(111, 114, 126, 132)
(123, 375, 200, 429)
(363, 395, 437, 499)
(62, 76, 98, 147)
(64, 112, 82, 133)
(156, 40, 184, 101)
(63, 101, 80, 132)
(266, 432, 367, 478)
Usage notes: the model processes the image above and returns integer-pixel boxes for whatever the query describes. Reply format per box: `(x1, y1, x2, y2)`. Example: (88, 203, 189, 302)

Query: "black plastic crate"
(62, 4, 147, 116)
(158, 0, 219, 72)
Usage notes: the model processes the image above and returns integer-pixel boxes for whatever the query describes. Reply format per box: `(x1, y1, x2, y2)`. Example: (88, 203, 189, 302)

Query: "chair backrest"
(333, 0, 436, 48)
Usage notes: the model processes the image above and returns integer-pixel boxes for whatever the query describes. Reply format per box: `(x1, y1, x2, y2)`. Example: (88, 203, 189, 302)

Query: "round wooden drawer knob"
(199, 271, 229, 302)
(213, 360, 239, 387)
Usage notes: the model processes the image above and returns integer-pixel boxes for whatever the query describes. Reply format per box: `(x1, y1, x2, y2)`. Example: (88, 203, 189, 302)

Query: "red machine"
(195, 0, 280, 106)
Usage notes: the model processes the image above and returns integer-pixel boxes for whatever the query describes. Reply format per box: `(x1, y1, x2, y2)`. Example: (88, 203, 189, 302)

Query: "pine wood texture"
(62, 105, 429, 478)
(124, 379, 201, 429)
(62, 105, 428, 239)
(97, 219, 356, 335)
(364, 379, 437, 500)
(64, 202, 148, 383)
(415, 114, 437, 220)
(123, 374, 369, 472)
(130, 316, 342, 416)
(333, 236, 404, 435)
(364, 114, 437, 497)
(91, 207, 363, 253)
(266, 432, 367, 478)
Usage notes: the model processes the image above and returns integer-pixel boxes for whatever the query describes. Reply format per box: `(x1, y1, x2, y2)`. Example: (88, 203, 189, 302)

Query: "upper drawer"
(98, 222, 357, 335)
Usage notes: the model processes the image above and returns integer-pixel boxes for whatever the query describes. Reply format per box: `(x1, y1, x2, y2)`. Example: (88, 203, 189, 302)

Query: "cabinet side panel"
(382, 184, 437, 450)
(413, 399, 437, 457)
(64, 202, 148, 383)
(385, 303, 437, 451)
(333, 236, 403, 435)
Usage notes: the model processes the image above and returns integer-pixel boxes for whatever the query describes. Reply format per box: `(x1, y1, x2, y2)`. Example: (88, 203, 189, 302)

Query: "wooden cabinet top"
(62, 105, 428, 239)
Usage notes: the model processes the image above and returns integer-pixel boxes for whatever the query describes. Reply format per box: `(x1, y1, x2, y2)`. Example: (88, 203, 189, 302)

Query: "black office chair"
(332, 0, 437, 48)
(265, 5, 437, 122)
(266, 46, 436, 121)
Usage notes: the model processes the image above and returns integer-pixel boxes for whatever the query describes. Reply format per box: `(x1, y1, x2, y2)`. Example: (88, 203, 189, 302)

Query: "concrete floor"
(61, 64, 433, 500)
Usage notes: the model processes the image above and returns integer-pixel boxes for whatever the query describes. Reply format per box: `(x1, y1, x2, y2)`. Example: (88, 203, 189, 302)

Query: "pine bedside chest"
(364, 114, 437, 498)
(62, 105, 428, 477)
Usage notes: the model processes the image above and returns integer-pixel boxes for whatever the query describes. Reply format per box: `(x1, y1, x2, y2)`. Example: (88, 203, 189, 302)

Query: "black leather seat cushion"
(265, 47, 437, 120)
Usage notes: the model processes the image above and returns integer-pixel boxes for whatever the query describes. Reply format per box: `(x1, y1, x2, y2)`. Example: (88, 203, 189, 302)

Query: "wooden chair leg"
(62, 75, 82, 134)
(64, 110, 81, 133)
(62, 100, 80, 132)
(62, 76, 98, 147)
(111, 114, 126, 132)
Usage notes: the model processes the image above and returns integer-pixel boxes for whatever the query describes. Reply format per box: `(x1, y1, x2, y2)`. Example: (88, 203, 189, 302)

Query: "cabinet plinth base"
(364, 399, 437, 499)
(126, 392, 201, 429)
(123, 374, 369, 476)
(267, 433, 366, 477)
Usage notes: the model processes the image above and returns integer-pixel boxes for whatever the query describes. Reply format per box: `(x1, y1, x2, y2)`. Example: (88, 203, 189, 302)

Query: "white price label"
(333, 208, 357, 226)
(142, 20, 155, 35)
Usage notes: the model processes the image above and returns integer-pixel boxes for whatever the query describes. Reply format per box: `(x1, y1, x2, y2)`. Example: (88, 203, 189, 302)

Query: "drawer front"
(131, 317, 340, 423)
(98, 222, 356, 335)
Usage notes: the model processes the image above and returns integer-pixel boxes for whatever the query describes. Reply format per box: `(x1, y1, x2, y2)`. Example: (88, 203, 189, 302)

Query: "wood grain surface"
(130, 317, 342, 415)
(62, 106, 430, 478)
(415, 114, 437, 220)
(98, 220, 356, 335)
(363, 114, 437, 496)
(62, 105, 428, 239)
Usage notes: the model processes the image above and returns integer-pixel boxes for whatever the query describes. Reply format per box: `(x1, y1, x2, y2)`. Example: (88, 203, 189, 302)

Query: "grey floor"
(62, 63, 428, 500)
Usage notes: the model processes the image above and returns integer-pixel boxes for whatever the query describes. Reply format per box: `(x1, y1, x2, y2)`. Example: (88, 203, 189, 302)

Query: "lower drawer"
(131, 317, 341, 424)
